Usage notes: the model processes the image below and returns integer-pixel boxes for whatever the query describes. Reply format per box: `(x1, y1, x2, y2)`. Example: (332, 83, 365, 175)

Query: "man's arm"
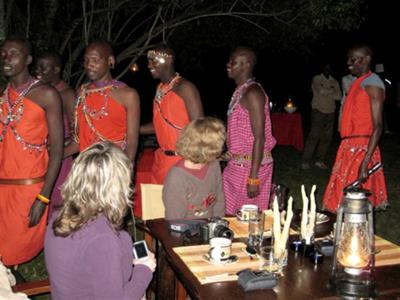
(241, 85, 266, 198)
(175, 80, 204, 120)
(358, 85, 384, 183)
(119, 87, 140, 162)
(331, 79, 342, 101)
(28, 86, 64, 227)
(61, 87, 76, 139)
(139, 122, 155, 135)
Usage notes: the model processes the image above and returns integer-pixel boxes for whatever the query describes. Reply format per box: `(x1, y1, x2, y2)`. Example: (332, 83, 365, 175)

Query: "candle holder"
(328, 187, 377, 299)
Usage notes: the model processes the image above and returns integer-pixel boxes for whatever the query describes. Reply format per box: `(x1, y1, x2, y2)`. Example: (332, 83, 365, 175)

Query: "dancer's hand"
(28, 199, 47, 227)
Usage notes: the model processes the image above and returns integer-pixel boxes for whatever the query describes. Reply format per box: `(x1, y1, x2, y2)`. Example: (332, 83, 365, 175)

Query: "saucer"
(202, 254, 239, 265)
(316, 213, 329, 225)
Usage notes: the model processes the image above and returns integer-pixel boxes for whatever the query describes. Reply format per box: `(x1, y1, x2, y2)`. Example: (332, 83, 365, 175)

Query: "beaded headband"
(147, 50, 173, 64)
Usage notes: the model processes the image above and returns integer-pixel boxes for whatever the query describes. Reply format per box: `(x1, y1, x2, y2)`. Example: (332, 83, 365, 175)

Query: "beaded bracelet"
(36, 194, 50, 205)
(247, 177, 261, 186)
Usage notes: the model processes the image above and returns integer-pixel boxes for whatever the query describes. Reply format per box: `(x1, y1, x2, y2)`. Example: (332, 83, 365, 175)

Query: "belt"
(0, 175, 46, 185)
(342, 135, 370, 140)
(162, 149, 178, 156)
(230, 152, 272, 161)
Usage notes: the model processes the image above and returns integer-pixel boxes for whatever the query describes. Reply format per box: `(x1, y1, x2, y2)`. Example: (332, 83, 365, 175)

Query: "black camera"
(201, 217, 234, 241)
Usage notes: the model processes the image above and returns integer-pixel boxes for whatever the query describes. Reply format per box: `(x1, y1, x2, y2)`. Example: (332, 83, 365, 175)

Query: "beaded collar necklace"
(0, 78, 47, 152)
(155, 73, 181, 103)
(73, 79, 127, 147)
(227, 77, 255, 116)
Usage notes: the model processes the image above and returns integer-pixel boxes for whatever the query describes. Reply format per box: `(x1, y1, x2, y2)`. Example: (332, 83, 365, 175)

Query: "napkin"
(272, 196, 293, 257)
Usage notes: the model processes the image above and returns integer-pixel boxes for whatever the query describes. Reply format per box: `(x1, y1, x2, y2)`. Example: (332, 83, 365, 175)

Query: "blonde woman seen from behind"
(163, 117, 226, 219)
(45, 142, 155, 300)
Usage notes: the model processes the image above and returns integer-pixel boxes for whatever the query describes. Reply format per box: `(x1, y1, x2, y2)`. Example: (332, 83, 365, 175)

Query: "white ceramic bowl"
(284, 106, 297, 113)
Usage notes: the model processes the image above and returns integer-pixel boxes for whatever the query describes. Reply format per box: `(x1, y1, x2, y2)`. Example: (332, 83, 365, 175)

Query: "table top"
(147, 218, 400, 300)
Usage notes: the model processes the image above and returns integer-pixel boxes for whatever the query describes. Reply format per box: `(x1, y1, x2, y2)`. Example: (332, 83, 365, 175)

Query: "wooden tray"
(173, 242, 260, 284)
(375, 236, 400, 267)
(225, 217, 298, 239)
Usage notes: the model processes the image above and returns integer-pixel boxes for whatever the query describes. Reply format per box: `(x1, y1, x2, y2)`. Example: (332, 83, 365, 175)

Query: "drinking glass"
(248, 213, 264, 249)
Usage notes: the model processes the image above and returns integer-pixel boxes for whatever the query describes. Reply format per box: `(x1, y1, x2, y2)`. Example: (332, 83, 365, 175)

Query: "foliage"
(0, 0, 366, 87)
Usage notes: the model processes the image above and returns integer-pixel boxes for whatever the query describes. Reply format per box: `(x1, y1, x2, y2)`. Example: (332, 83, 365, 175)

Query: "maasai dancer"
(64, 41, 140, 162)
(223, 47, 276, 215)
(35, 52, 76, 218)
(323, 44, 388, 211)
(0, 37, 63, 265)
(141, 44, 203, 184)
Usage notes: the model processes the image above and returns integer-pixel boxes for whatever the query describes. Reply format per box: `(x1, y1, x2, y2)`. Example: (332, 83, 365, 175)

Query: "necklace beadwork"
(0, 78, 47, 152)
(155, 73, 181, 103)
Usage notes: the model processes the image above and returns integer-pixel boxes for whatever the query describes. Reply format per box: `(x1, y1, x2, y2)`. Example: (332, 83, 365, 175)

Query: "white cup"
(236, 204, 259, 221)
(209, 237, 232, 262)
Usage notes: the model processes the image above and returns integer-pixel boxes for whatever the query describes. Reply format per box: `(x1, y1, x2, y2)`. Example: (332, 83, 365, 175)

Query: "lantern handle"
(344, 163, 383, 190)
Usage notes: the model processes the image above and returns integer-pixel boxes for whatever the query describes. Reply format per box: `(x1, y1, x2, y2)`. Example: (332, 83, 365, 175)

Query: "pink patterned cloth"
(223, 80, 276, 215)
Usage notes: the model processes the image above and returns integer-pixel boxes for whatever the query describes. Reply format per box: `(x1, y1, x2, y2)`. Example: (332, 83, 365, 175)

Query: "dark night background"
(123, 0, 399, 134)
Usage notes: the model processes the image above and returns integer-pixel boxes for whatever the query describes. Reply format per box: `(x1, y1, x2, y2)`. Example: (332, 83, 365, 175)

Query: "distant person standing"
(302, 64, 341, 170)
(223, 47, 276, 215)
(338, 73, 356, 129)
(35, 52, 76, 218)
(323, 44, 388, 211)
(140, 44, 203, 184)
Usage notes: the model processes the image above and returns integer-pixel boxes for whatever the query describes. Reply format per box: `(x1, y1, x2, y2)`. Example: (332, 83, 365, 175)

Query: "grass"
(17, 132, 400, 298)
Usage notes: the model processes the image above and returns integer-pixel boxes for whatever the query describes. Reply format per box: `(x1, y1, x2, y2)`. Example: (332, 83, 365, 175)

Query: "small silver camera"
(201, 217, 234, 241)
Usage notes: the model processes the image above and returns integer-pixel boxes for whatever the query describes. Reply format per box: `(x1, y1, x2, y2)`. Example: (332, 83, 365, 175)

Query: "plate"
(316, 212, 329, 225)
(202, 254, 239, 265)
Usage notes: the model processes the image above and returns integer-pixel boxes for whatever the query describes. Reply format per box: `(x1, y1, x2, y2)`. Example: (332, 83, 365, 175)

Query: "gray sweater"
(163, 160, 225, 219)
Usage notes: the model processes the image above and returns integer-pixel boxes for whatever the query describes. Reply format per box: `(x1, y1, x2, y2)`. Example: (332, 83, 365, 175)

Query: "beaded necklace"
(154, 73, 184, 130)
(0, 78, 47, 152)
(155, 73, 181, 103)
(74, 80, 127, 147)
(227, 77, 255, 116)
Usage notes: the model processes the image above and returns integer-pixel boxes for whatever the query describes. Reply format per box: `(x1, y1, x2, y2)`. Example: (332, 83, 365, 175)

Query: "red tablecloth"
(271, 112, 304, 151)
(133, 148, 155, 218)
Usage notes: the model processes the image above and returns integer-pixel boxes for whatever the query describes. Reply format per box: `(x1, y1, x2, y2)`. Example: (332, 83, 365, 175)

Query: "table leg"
(175, 279, 187, 300)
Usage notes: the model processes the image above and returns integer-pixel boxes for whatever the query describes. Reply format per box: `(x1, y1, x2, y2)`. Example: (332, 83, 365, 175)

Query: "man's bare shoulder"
(176, 78, 197, 92)
(28, 83, 60, 105)
(111, 85, 139, 104)
(243, 83, 264, 100)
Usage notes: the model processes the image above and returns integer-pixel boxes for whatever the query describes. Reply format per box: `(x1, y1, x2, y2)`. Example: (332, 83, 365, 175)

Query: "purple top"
(44, 215, 152, 300)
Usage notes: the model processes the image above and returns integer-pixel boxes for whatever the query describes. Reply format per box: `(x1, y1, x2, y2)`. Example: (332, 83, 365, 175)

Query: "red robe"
(0, 88, 49, 265)
(76, 86, 127, 151)
(151, 91, 189, 184)
(323, 72, 388, 211)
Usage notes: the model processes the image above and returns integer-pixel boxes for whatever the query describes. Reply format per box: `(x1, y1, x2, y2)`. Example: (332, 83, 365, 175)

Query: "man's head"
(147, 44, 175, 79)
(34, 52, 62, 84)
(322, 63, 331, 78)
(347, 43, 373, 77)
(226, 46, 257, 80)
(83, 40, 115, 82)
(0, 36, 32, 78)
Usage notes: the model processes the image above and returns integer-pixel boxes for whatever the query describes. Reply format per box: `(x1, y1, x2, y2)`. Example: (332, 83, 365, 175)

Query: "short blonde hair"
(176, 117, 225, 164)
(53, 142, 132, 237)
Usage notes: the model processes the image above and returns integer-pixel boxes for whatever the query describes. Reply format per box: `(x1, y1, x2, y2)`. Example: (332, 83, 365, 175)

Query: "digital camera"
(201, 217, 234, 241)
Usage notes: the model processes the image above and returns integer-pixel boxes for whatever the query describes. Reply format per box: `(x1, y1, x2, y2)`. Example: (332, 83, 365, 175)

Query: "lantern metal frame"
(328, 187, 377, 299)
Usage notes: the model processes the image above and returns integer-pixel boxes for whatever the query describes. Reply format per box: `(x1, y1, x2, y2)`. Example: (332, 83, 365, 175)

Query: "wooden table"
(146, 218, 400, 300)
(271, 112, 304, 151)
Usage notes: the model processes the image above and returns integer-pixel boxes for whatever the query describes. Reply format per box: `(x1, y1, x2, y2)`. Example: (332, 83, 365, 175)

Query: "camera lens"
(214, 225, 234, 240)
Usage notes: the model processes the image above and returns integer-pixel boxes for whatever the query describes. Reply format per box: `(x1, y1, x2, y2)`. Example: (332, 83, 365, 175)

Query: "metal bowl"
(284, 106, 297, 113)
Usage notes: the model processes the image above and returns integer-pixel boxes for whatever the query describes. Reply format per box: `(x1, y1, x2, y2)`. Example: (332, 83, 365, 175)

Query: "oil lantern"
(329, 187, 377, 299)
